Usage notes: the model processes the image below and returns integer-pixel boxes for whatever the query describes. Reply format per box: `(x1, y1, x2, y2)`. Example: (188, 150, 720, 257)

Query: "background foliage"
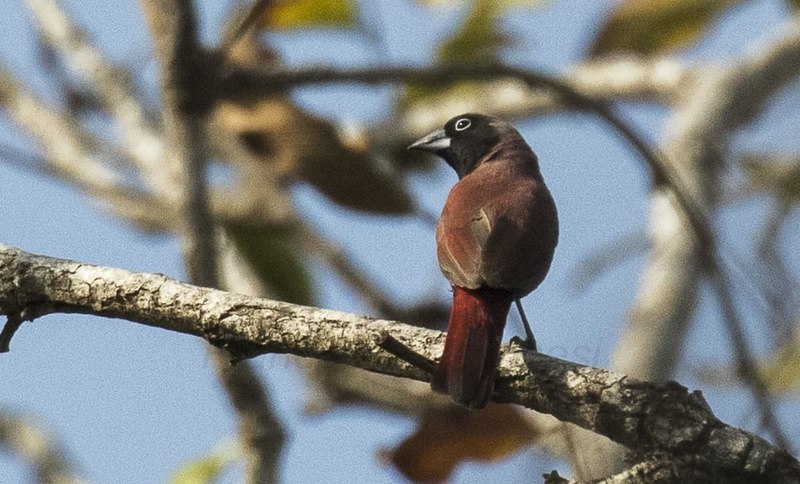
(1, 0, 800, 482)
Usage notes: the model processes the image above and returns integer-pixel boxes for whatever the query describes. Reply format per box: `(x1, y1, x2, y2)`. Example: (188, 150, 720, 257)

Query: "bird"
(408, 113, 558, 409)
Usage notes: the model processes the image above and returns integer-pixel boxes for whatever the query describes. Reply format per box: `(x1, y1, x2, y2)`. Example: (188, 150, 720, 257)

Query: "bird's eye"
(454, 118, 471, 131)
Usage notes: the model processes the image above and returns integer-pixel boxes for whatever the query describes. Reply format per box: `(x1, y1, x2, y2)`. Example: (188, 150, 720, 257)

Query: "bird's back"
(436, 152, 558, 297)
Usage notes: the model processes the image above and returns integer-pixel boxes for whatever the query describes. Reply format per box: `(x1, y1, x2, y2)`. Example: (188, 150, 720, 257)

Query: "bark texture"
(1, 243, 798, 482)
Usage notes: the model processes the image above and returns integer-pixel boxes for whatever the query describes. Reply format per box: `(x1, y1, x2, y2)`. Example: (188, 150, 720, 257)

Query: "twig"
(755, 201, 798, 343)
(374, 332, 436, 374)
(567, 228, 649, 294)
(0, 313, 22, 353)
(710, 269, 792, 450)
(220, 0, 273, 54)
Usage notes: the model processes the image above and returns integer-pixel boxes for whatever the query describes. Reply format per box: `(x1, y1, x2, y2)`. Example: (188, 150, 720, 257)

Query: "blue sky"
(1, 1, 799, 483)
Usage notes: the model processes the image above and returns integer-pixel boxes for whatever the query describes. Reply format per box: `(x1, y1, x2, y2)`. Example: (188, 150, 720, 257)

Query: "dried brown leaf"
(383, 404, 537, 482)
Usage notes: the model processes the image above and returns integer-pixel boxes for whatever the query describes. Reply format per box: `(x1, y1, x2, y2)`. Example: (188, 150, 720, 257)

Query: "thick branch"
(1, 244, 798, 482)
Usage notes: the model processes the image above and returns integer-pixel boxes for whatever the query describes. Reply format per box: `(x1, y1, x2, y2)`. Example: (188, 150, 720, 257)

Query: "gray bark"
(1, 243, 798, 483)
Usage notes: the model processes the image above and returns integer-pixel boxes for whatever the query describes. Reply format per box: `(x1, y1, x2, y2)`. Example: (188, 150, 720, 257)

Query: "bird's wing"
(436, 206, 486, 290)
(480, 181, 558, 295)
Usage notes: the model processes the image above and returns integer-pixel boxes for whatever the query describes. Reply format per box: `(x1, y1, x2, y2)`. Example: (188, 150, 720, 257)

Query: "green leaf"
(416, 0, 543, 8)
(169, 444, 237, 484)
(402, 80, 497, 109)
(496, 0, 546, 8)
(744, 155, 800, 202)
(788, 0, 800, 12)
(403, 0, 544, 107)
(589, 0, 743, 57)
(438, 0, 508, 63)
(226, 223, 314, 305)
(760, 338, 800, 395)
(262, 0, 356, 30)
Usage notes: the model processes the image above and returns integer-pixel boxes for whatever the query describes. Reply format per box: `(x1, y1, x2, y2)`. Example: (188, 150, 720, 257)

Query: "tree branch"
(140, 3, 283, 483)
(26, 0, 170, 196)
(1, 243, 798, 482)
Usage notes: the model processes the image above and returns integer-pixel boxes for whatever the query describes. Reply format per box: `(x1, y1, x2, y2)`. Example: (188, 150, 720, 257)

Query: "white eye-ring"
(454, 118, 471, 131)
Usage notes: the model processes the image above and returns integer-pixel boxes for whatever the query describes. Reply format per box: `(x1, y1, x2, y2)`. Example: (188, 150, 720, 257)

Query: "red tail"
(431, 286, 513, 409)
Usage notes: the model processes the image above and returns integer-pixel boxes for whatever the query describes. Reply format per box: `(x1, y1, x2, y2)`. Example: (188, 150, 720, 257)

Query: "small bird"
(408, 114, 558, 409)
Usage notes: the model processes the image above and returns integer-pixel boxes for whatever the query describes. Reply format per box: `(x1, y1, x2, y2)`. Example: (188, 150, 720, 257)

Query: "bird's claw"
(511, 335, 537, 352)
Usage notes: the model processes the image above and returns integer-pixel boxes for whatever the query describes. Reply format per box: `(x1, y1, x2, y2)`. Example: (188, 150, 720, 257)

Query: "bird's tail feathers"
(431, 286, 513, 409)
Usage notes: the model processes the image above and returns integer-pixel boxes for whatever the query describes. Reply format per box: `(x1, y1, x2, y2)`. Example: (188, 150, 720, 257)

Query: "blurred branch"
(1, 243, 799, 482)
(220, 0, 273, 54)
(140, 0, 216, 281)
(0, 68, 119, 189)
(217, 61, 717, 247)
(0, 142, 167, 231)
(141, 3, 282, 484)
(0, 410, 82, 484)
(592, 16, 800, 476)
(566, 57, 693, 103)
(25, 0, 170, 196)
(400, 56, 694, 135)
(218, 57, 693, 127)
(0, 136, 289, 235)
(212, 353, 284, 483)
(0, 65, 290, 233)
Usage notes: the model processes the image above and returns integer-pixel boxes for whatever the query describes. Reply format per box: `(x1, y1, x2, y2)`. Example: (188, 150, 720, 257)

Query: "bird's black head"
(408, 113, 521, 178)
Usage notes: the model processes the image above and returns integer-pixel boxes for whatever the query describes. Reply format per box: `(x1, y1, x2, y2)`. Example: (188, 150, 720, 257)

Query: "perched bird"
(408, 114, 558, 409)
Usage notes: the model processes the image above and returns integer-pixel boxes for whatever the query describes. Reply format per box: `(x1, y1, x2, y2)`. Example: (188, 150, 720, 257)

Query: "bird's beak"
(407, 128, 451, 153)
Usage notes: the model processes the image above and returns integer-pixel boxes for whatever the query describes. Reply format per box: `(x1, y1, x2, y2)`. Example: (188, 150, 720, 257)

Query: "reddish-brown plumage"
(410, 114, 558, 409)
(430, 286, 513, 409)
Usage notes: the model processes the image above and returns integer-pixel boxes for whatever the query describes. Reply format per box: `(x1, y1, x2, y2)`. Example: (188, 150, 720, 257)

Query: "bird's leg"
(511, 298, 537, 351)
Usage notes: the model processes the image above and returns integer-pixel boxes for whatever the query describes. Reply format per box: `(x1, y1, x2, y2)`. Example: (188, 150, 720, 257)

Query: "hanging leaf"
(262, 0, 356, 30)
(217, 98, 414, 215)
(226, 223, 314, 305)
(382, 404, 538, 482)
(589, 0, 742, 58)
(169, 444, 237, 484)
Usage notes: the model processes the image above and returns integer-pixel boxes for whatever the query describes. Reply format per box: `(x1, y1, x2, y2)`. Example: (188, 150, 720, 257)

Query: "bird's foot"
(511, 335, 537, 352)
